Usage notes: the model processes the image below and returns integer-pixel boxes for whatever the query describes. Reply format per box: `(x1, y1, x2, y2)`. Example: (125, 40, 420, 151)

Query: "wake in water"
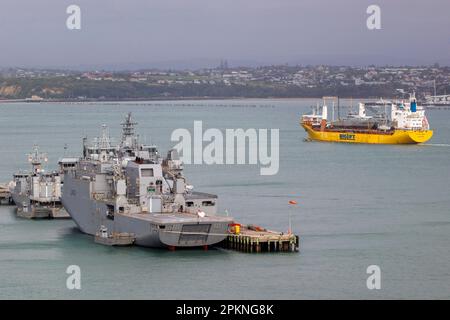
(422, 143, 450, 147)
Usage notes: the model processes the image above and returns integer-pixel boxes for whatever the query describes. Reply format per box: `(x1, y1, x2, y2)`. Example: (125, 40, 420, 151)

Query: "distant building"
(219, 59, 229, 70)
(354, 78, 364, 86)
(25, 95, 44, 102)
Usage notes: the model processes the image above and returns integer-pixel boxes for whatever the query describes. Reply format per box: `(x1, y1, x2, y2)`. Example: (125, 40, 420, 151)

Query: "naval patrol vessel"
(10, 146, 73, 219)
(62, 113, 234, 248)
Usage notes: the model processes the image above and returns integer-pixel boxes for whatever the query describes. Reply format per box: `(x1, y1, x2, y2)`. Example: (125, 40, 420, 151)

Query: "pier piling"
(221, 225, 299, 253)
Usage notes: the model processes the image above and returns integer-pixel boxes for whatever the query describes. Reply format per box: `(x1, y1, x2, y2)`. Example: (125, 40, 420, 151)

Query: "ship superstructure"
(62, 113, 233, 248)
(10, 146, 72, 219)
(300, 94, 433, 144)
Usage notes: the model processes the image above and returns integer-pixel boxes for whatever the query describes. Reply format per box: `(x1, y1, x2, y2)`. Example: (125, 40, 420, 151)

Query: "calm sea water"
(0, 99, 449, 299)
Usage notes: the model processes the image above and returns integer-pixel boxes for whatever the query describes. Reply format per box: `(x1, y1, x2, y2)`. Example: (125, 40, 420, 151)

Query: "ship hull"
(11, 192, 28, 209)
(62, 175, 233, 248)
(16, 206, 70, 219)
(302, 124, 433, 144)
(11, 190, 70, 219)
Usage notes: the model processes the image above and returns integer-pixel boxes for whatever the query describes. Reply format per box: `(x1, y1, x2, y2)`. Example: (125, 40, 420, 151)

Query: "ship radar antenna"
(120, 112, 138, 149)
(121, 112, 137, 138)
(27, 145, 48, 173)
(99, 124, 111, 150)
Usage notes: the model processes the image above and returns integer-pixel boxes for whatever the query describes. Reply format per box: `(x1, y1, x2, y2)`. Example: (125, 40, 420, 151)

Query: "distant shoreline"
(1, 96, 449, 108)
(0, 96, 394, 104)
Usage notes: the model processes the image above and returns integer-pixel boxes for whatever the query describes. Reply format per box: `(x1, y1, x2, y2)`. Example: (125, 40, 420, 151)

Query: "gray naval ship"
(62, 113, 234, 248)
(10, 146, 74, 219)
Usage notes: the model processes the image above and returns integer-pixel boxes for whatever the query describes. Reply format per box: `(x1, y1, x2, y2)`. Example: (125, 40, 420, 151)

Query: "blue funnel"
(411, 101, 417, 112)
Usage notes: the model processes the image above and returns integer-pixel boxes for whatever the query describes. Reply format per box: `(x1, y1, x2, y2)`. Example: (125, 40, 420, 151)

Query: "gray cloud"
(0, 0, 449, 69)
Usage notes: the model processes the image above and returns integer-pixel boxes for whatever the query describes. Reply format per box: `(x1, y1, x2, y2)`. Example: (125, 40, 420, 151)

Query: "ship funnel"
(411, 100, 417, 112)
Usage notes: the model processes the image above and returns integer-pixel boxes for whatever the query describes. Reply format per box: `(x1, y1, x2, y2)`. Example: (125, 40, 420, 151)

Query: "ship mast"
(121, 112, 137, 139)
(120, 112, 138, 151)
(98, 124, 112, 151)
(27, 145, 48, 174)
(434, 79, 437, 102)
(337, 96, 340, 120)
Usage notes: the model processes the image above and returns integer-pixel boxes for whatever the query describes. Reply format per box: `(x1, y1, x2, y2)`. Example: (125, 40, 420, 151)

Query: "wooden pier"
(221, 224, 299, 253)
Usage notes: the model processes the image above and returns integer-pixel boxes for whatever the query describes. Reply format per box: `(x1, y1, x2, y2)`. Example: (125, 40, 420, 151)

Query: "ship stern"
(407, 130, 433, 143)
(158, 220, 232, 248)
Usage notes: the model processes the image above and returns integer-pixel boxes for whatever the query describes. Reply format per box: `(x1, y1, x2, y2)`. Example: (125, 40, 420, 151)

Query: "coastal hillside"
(1, 65, 449, 100)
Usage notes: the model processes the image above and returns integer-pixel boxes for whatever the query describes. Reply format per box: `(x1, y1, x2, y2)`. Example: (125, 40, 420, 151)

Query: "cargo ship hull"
(301, 94, 433, 145)
(302, 123, 433, 144)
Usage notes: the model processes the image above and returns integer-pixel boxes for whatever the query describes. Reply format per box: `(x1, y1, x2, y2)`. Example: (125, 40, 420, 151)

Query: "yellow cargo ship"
(300, 95, 433, 145)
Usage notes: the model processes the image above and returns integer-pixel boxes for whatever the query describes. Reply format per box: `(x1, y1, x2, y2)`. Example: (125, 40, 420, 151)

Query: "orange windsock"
(288, 200, 298, 205)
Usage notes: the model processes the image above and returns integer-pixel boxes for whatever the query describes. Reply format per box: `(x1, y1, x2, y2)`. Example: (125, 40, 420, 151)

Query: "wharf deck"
(221, 224, 299, 253)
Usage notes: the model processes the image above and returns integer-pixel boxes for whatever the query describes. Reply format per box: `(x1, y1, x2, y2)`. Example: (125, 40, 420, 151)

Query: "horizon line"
(1, 63, 449, 73)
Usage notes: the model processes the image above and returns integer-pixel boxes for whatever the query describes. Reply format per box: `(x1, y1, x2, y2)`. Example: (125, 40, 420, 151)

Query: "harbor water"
(0, 99, 449, 299)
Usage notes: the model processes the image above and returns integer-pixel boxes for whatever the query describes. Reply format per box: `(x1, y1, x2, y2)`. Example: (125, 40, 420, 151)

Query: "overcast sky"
(1, 0, 449, 69)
